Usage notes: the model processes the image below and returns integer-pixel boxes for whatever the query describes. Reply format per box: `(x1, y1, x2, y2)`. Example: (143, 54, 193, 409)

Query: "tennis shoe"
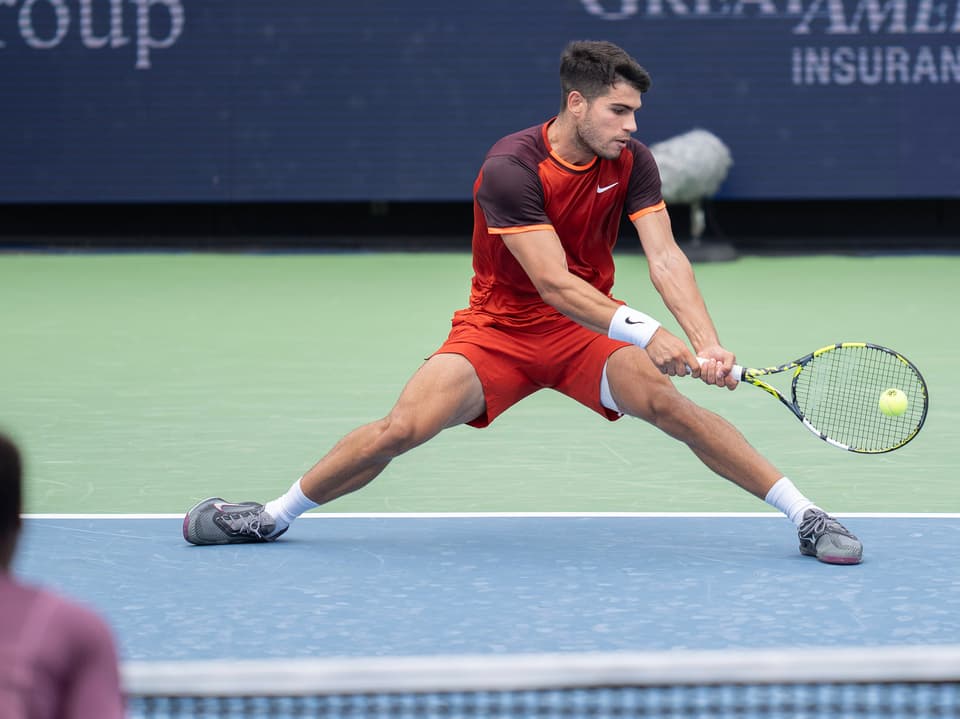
(182, 497, 287, 546)
(797, 509, 862, 565)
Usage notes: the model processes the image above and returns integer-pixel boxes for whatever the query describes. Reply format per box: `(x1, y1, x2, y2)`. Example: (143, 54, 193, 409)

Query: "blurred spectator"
(0, 432, 125, 719)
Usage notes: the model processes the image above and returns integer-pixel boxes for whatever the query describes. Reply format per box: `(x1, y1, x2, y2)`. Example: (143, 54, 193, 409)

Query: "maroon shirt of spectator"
(0, 433, 125, 719)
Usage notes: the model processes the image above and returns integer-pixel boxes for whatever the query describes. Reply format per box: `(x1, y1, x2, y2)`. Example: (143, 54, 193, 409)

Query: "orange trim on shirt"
(541, 121, 598, 173)
(488, 224, 554, 235)
(627, 200, 667, 221)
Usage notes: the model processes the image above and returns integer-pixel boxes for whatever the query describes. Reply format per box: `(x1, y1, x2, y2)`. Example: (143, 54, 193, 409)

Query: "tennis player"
(184, 40, 862, 565)
(0, 432, 125, 718)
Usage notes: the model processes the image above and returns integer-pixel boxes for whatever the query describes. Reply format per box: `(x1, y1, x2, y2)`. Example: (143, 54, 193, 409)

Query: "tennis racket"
(708, 342, 928, 453)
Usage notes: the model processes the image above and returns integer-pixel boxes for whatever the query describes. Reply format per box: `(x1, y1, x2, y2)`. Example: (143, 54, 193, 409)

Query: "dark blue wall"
(2, 0, 958, 203)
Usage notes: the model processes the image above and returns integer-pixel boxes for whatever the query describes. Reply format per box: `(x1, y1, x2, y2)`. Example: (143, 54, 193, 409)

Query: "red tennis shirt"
(467, 118, 665, 327)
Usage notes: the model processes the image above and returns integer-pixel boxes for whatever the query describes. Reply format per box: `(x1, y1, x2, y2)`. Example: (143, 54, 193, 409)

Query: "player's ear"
(566, 90, 587, 117)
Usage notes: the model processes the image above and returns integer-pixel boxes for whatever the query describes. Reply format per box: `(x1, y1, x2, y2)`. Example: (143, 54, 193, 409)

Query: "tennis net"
(123, 644, 960, 718)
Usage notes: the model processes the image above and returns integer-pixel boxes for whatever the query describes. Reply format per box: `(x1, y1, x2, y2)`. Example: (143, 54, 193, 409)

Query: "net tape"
(124, 644, 960, 718)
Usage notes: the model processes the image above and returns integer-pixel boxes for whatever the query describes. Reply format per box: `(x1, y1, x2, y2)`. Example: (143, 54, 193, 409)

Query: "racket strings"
(793, 346, 927, 452)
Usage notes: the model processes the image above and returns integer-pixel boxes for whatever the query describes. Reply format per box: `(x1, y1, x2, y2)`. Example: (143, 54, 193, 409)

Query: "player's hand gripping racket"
(704, 342, 928, 453)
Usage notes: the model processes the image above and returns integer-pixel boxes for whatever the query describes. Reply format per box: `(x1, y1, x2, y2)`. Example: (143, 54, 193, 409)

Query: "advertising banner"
(1, 0, 957, 201)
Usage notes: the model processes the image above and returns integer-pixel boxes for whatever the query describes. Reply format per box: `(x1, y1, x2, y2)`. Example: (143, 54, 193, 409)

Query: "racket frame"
(735, 342, 928, 453)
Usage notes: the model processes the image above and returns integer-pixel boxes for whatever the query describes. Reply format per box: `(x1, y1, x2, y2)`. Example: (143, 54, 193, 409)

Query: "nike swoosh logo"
(624, 317, 646, 324)
(597, 182, 619, 194)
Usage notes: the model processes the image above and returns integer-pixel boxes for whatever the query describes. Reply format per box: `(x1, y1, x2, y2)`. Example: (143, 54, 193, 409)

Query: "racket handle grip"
(694, 357, 745, 381)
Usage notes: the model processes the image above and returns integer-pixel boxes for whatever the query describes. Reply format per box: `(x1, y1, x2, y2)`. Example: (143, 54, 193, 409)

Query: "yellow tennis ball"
(879, 388, 908, 417)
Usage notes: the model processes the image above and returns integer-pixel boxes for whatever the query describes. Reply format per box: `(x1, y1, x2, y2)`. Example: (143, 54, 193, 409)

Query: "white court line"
(22, 512, 960, 520)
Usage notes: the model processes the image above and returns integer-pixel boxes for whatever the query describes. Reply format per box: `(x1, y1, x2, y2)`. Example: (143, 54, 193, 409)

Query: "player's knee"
(621, 379, 686, 427)
(374, 412, 431, 457)
(637, 384, 677, 425)
(611, 357, 676, 421)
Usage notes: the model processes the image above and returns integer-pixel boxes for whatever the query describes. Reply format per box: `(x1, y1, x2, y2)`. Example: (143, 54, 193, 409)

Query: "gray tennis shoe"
(797, 509, 862, 565)
(183, 497, 286, 545)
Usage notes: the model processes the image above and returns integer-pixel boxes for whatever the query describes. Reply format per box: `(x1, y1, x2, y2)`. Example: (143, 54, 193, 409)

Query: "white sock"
(264, 477, 319, 531)
(764, 477, 819, 527)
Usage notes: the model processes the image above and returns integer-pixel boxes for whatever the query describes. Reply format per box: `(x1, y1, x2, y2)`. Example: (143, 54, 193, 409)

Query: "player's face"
(576, 82, 642, 160)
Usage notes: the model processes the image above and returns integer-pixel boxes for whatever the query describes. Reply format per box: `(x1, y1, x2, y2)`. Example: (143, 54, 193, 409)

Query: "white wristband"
(608, 304, 661, 348)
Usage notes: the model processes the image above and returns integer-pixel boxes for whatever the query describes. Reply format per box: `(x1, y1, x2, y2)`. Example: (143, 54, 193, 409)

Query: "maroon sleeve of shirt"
(624, 140, 665, 218)
(476, 155, 550, 230)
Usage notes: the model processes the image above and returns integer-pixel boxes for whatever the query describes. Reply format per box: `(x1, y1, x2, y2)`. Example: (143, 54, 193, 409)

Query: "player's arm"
(632, 208, 736, 388)
(501, 229, 697, 376)
(500, 229, 616, 334)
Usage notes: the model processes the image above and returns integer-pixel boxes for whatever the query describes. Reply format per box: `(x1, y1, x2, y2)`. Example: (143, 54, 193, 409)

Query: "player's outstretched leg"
(183, 353, 487, 546)
(183, 498, 287, 545)
(605, 347, 863, 565)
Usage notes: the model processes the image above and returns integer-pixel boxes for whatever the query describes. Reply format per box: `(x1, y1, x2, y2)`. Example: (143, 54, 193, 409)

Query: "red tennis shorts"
(432, 309, 631, 428)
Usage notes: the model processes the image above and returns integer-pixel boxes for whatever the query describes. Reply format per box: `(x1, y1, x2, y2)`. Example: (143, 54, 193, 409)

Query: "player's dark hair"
(0, 433, 22, 537)
(559, 40, 651, 109)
